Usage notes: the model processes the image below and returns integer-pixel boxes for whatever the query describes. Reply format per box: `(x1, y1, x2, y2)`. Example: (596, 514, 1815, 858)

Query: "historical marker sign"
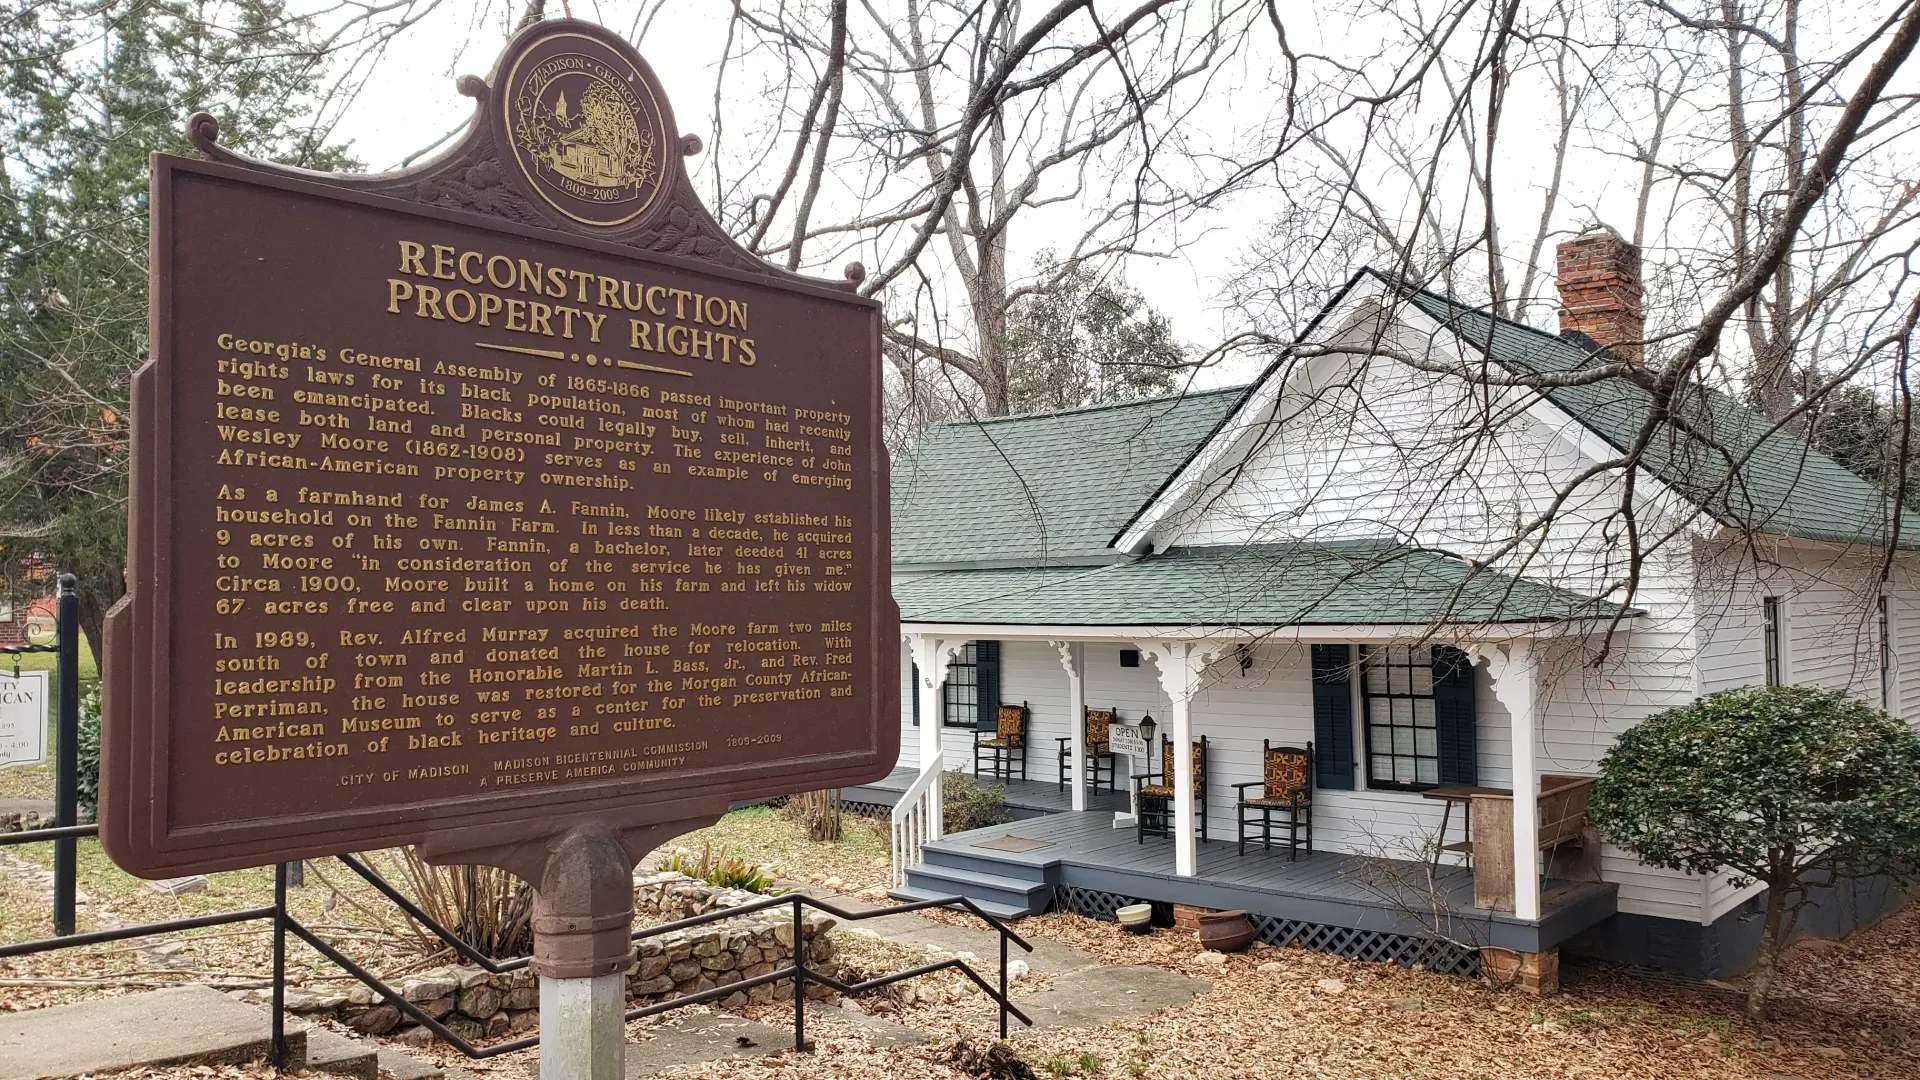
(102, 20, 896, 880)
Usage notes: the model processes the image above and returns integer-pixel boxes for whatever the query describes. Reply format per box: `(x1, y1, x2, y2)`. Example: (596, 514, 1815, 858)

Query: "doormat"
(973, 835, 1050, 853)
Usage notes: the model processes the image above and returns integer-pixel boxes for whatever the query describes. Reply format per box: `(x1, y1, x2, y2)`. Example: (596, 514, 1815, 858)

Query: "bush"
(389, 850, 534, 959)
(660, 843, 775, 893)
(782, 789, 843, 840)
(75, 685, 100, 817)
(1589, 685, 1920, 1016)
(943, 770, 1012, 832)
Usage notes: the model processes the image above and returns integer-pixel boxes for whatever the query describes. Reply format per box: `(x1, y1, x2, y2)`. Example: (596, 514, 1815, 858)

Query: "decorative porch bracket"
(1050, 641, 1087, 812)
(905, 634, 964, 835)
(1134, 640, 1228, 877)
(1474, 640, 1541, 921)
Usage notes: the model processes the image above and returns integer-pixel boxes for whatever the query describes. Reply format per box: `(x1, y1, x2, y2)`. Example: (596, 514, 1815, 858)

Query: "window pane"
(1390, 665, 1410, 694)
(1394, 757, 1416, 783)
(1415, 759, 1439, 784)
(1415, 728, 1437, 756)
(1371, 755, 1393, 781)
(1371, 723, 1394, 750)
(1411, 666, 1433, 694)
(1392, 727, 1414, 755)
(1391, 698, 1412, 726)
(1413, 699, 1436, 727)
(1365, 665, 1387, 693)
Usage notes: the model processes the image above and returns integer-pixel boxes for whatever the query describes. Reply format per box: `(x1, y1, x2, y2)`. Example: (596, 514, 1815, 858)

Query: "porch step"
(917, 843, 1055, 882)
(902, 862, 1055, 914)
(885, 884, 1031, 921)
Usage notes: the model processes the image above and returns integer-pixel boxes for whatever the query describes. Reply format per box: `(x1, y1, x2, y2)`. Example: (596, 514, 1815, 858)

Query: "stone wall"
(265, 872, 836, 1042)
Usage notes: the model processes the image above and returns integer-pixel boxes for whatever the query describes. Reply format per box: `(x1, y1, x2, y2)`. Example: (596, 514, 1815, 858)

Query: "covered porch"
(892, 542, 1639, 942)
(910, 812, 1617, 971)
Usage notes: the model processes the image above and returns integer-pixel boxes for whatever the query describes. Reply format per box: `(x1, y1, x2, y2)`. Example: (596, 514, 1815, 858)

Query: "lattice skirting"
(1056, 885, 1480, 978)
(840, 799, 892, 819)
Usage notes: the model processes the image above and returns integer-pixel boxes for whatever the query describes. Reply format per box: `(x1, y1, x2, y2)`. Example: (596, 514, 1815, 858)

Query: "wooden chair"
(1133, 734, 1207, 844)
(1056, 707, 1120, 794)
(1233, 741, 1313, 859)
(973, 701, 1029, 782)
(1469, 774, 1602, 912)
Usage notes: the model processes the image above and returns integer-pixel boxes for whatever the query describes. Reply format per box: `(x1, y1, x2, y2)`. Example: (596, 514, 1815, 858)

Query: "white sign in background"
(0, 670, 49, 769)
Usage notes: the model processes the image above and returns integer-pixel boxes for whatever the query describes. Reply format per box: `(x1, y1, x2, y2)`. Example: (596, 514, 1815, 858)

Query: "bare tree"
(710, 1, 1262, 425)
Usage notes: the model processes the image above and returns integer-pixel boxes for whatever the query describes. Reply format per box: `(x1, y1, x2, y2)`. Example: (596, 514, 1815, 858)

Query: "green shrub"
(1589, 685, 1920, 1016)
(942, 770, 1012, 832)
(661, 843, 775, 893)
(75, 685, 100, 817)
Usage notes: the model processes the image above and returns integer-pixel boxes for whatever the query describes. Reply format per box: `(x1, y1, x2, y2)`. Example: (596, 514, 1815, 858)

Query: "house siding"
(1138, 311, 1713, 922)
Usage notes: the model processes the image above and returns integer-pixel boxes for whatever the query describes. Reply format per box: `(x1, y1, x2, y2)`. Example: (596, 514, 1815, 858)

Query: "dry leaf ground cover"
(665, 805, 895, 893)
(651, 905, 1920, 1080)
(0, 841, 496, 1012)
(8, 804, 1918, 1080)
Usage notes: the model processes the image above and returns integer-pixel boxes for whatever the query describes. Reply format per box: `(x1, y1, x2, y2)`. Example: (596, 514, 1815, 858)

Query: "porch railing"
(889, 761, 943, 886)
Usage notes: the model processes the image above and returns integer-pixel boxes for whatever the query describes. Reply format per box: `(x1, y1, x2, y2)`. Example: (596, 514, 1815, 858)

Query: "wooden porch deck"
(903, 811, 1617, 956)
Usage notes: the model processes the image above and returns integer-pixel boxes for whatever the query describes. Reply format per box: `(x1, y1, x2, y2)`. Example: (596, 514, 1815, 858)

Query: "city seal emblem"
(499, 28, 676, 227)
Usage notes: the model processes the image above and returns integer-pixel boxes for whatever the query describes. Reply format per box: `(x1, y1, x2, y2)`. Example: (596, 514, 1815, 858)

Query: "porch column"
(1053, 641, 1087, 811)
(907, 634, 960, 836)
(1137, 641, 1222, 878)
(1486, 640, 1541, 921)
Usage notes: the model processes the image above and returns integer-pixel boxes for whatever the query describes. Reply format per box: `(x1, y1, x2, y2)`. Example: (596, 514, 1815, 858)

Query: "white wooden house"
(871, 234, 1917, 984)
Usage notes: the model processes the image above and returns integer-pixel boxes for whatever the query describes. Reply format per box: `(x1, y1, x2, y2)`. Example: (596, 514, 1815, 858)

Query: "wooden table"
(1421, 784, 1512, 869)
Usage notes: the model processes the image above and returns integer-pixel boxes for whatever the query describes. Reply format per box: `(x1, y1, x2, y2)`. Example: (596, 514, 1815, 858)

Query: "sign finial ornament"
(498, 27, 677, 227)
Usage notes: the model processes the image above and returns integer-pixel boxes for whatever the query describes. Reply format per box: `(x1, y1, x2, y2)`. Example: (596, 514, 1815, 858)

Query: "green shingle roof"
(891, 387, 1248, 566)
(1388, 273, 1920, 551)
(895, 541, 1635, 626)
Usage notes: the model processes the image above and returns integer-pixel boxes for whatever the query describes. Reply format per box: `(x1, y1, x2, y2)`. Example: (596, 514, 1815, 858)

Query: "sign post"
(103, 20, 895, 1078)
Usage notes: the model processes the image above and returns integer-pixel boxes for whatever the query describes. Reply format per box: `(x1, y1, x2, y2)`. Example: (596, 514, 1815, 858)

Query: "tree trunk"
(77, 564, 124, 679)
(1746, 877, 1789, 1018)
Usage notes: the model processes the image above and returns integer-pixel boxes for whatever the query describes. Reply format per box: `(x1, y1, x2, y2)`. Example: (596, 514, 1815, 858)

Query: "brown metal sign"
(102, 20, 896, 880)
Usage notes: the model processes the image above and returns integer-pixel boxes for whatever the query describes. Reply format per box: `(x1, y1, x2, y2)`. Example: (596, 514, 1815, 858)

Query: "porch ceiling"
(895, 540, 1638, 628)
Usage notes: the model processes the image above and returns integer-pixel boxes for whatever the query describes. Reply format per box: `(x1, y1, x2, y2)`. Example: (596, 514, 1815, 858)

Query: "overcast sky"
(319, 1, 1770, 391)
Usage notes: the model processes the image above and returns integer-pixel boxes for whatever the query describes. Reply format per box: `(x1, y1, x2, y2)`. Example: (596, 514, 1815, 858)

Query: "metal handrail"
(332, 853, 530, 974)
(1, 829, 1037, 1060)
(0, 823, 99, 845)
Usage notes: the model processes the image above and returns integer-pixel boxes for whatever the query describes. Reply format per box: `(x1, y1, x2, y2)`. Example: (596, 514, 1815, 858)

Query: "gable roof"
(891, 386, 1249, 566)
(1385, 272, 1920, 551)
(895, 540, 1636, 626)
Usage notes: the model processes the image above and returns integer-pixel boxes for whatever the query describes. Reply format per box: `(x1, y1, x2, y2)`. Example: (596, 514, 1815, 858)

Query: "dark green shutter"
(974, 641, 1001, 731)
(1311, 644, 1355, 790)
(1432, 646, 1478, 785)
(910, 662, 919, 726)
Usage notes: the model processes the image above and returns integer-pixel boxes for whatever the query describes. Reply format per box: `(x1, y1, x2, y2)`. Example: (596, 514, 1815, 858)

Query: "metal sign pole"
(52, 574, 78, 936)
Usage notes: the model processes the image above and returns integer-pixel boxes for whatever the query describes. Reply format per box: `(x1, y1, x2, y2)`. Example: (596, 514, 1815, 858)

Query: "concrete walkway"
(817, 890, 1211, 1030)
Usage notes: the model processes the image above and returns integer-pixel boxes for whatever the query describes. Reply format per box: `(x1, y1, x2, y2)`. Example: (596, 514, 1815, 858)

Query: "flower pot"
(1116, 903, 1153, 934)
(1195, 909, 1254, 952)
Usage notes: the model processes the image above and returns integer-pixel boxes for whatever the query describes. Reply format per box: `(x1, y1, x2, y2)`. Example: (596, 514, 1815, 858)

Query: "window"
(1763, 597, 1783, 687)
(942, 643, 979, 727)
(1361, 645, 1440, 788)
(1881, 596, 1894, 711)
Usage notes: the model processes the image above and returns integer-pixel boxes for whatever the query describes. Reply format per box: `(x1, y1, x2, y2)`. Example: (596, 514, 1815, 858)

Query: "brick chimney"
(1555, 232, 1644, 362)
